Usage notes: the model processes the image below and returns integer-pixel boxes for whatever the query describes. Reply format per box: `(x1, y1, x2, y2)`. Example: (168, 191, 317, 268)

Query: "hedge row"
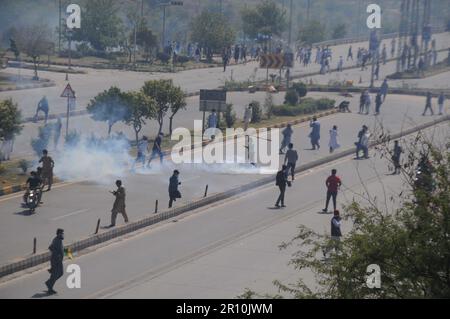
(273, 98, 335, 116)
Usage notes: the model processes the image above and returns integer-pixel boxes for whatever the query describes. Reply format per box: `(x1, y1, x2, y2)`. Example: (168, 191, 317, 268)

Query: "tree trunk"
(169, 115, 174, 138)
(33, 57, 38, 80)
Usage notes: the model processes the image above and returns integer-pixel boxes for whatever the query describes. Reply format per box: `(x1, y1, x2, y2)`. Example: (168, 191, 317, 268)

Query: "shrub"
(292, 82, 308, 98)
(272, 98, 335, 116)
(250, 101, 262, 123)
(273, 104, 304, 116)
(316, 98, 336, 110)
(0, 163, 5, 175)
(284, 89, 299, 106)
(31, 125, 52, 157)
(224, 104, 236, 128)
(18, 159, 29, 174)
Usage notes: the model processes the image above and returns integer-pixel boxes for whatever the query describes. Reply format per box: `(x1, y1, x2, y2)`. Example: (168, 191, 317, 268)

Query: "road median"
(1, 114, 448, 278)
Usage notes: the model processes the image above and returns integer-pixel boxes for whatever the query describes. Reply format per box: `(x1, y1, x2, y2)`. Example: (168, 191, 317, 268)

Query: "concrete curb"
(0, 184, 26, 197)
(1, 115, 448, 278)
(0, 81, 56, 92)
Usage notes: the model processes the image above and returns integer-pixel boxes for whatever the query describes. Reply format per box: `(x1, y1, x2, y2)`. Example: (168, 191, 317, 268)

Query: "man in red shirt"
(322, 169, 342, 213)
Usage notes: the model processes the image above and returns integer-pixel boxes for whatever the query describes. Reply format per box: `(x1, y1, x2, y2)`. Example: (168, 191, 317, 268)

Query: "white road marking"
(51, 209, 90, 221)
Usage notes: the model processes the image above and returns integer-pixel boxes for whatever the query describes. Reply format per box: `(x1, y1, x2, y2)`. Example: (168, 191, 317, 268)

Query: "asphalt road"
(0, 92, 447, 266)
(0, 123, 447, 299)
(2, 32, 449, 119)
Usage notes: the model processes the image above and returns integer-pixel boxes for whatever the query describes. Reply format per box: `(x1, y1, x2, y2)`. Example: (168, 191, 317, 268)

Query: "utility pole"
(134, 0, 139, 65)
(288, 0, 293, 46)
(306, 0, 311, 22)
(159, 2, 184, 52)
(58, 0, 62, 52)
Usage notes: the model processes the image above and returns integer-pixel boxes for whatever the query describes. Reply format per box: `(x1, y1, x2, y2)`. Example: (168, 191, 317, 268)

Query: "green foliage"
(332, 23, 347, 39)
(0, 163, 5, 175)
(275, 134, 450, 298)
(72, 0, 123, 51)
(10, 24, 53, 78)
(298, 20, 326, 45)
(31, 125, 52, 157)
(223, 80, 252, 91)
(122, 91, 156, 144)
(141, 80, 185, 135)
(18, 159, 29, 174)
(0, 98, 23, 141)
(284, 89, 299, 106)
(273, 98, 335, 116)
(250, 101, 262, 123)
(190, 10, 235, 59)
(241, 0, 287, 40)
(292, 82, 308, 98)
(64, 131, 81, 148)
(224, 104, 237, 128)
(136, 24, 158, 62)
(87, 86, 127, 135)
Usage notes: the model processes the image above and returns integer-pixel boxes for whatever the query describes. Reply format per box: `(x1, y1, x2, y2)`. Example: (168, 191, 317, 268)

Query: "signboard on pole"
(199, 89, 227, 112)
(61, 83, 75, 98)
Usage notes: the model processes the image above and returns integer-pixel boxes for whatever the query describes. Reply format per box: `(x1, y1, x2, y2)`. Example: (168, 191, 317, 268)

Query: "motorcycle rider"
(23, 171, 43, 204)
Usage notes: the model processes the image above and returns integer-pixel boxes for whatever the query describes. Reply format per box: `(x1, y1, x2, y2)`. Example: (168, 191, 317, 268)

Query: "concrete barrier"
(1, 114, 448, 278)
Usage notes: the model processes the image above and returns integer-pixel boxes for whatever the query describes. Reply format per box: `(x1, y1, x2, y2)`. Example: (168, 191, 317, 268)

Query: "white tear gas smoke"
(53, 133, 132, 185)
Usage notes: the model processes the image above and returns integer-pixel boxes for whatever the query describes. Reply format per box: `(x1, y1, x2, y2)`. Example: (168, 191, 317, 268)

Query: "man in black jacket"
(45, 228, 64, 295)
(275, 165, 288, 208)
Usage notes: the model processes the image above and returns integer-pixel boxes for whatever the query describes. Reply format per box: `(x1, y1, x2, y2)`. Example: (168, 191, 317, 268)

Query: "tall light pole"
(58, 0, 62, 52)
(288, 0, 293, 46)
(159, 2, 184, 51)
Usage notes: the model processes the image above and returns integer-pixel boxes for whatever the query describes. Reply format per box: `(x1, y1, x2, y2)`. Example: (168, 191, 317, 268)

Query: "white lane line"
(51, 209, 90, 221)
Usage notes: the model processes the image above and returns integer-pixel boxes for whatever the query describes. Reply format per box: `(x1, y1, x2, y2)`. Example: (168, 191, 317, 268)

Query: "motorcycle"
(26, 188, 42, 214)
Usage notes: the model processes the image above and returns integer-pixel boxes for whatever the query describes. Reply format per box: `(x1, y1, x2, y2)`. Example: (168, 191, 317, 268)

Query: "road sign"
(61, 83, 75, 98)
(260, 54, 285, 69)
(200, 89, 226, 102)
(199, 89, 227, 112)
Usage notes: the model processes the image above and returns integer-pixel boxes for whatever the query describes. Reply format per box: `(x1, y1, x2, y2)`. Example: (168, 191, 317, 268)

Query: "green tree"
(87, 87, 127, 136)
(241, 0, 287, 41)
(0, 98, 23, 145)
(298, 20, 326, 45)
(122, 91, 156, 145)
(273, 132, 450, 298)
(12, 24, 54, 79)
(141, 80, 185, 136)
(190, 10, 235, 61)
(136, 23, 158, 63)
(332, 23, 347, 40)
(72, 0, 123, 51)
(250, 101, 262, 123)
(224, 104, 236, 128)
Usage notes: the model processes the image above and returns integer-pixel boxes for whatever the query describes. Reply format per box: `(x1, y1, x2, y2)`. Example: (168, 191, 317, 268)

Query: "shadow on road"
(31, 291, 51, 298)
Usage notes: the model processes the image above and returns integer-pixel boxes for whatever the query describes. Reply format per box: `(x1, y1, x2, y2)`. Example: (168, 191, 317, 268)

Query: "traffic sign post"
(199, 89, 227, 134)
(61, 83, 75, 137)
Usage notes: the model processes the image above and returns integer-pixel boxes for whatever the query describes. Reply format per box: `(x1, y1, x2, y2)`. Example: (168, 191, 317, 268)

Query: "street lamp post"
(159, 1, 184, 52)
